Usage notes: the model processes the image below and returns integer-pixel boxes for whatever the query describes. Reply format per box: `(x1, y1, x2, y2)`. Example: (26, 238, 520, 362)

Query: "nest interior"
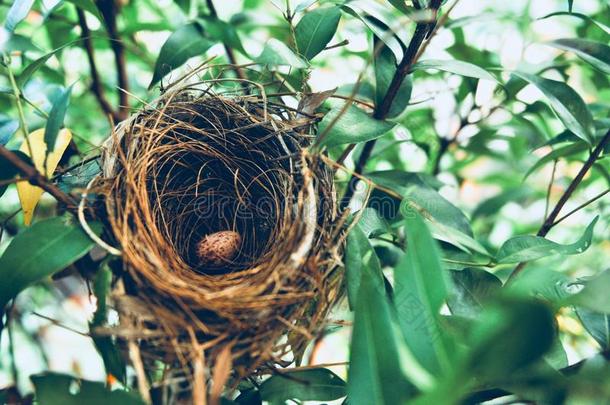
(97, 79, 343, 380)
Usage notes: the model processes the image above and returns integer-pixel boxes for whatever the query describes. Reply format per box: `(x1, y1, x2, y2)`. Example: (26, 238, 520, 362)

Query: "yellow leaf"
(17, 128, 72, 225)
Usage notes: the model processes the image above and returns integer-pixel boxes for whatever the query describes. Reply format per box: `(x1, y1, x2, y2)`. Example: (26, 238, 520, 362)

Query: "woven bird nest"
(94, 71, 344, 385)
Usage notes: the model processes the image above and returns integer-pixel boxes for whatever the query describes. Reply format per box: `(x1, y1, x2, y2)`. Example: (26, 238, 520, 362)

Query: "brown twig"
(76, 8, 118, 122)
(98, 0, 129, 120)
(0, 146, 76, 207)
(508, 129, 610, 281)
(552, 188, 610, 227)
(339, 0, 443, 210)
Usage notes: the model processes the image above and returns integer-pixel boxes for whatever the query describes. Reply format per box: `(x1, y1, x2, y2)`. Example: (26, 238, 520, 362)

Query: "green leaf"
(576, 307, 610, 349)
(173, 0, 190, 14)
(0, 217, 97, 313)
(44, 85, 72, 153)
(255, 38, 307, 68)
(571, 270, 610, 313)
(448, 268, 502, 318)
(17, 40, 80, 88)
(0, 120, 19, 145)
(524, 142, 588, 179)
(4, 0, 35, 33)
(31, 372, 145, 405)
(513, 72, 595, 144)
(547, 38, 610, 74)
(0, 150, 30, 197)
(393, 211, 453, 376)
(538, 12, 610, 36)
(149, 23, 215, 89)
(466, 297, 556, 379)
(413, 59, 498, 82)
(496, 216, 598, 264)
(387, 0, 412, 15)
(317, 101, 395, 148)
(295, 6, 341, 60)
(374, 37, 412, 118)
(66, 0, 103, 21)
(0, 34, 40, 53)
(568, 0, 573, 12)
(259, 369, 346, 403)
(198, 16, 248, 56)
(348, 260, 421, 405)
(345, 222, 384, 308)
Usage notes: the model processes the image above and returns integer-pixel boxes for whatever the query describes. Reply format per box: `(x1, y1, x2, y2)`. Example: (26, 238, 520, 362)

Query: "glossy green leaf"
(374, 37, 412, 118)
(496, 216, 598, 264)
(174, 0, 190, 14)
(4, 0, 35, 33)
(345, 222, 384, 308)
(317, 101, 395, 147)
(295, 6, 341, 60)
(31, 372, 145, 405)
(448, 268, 502, 318)
(66, 0, 103, 21)
(0, 217, 97, 313)
(348, 260, 420, 405)
(576, 307, 610, 349)
(0, 34, 40, 53)
(524, 142, 588, 179)
(387, 0, 412, 14)
(17, 41, 79, 88)
(547, 38, 610, 74)
(44, 85, 72, 153)
(413, 59, 498, 82)
(513, 72, 595, 144)
(198, 16, 247, 56)
(393, 210, 453, 376)
(466, 297, 556, 379)
(259, 369, 346, 403)
(149, 23, 215, 89)
(255, 38, 307, 68)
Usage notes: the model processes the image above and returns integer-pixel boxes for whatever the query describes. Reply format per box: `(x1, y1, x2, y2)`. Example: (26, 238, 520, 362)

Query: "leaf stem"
(4, 57, 34, 158)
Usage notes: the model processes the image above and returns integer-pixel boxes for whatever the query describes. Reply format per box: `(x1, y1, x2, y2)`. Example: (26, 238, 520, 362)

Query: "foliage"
(0, 0, 609, 403)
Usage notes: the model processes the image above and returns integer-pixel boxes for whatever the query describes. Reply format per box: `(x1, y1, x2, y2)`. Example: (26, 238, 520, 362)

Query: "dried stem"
(508, 129, 610, 281)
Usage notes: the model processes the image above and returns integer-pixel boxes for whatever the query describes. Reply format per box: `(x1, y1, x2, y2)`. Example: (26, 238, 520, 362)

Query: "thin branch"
(544, 159, 558, 219)
(98, 0, 129, 120)
(76, 8, 118, 122)
(0, 146, 76, 207)
(552, 188, 610, 227)
(206, 0, 248, 87)
(508, 129, 610, 281)
(340, 0, 443, 210)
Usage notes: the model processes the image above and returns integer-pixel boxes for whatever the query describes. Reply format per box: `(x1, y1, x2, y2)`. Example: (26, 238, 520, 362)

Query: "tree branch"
(340, 0, 443, 210)
(76, 8, 118, 122)
(98, 0, 129, 121)
(0, 146, 76, 208)
(508, 129, 610, 281)
(206, 0, 248, 87)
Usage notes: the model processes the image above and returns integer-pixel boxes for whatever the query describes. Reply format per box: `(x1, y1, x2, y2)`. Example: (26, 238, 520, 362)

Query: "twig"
(31, 311, 90, 337)
(206, 0, 248, 88)
(508, 129, 610, 281)
(76, 8, 118, 122)
(3, 57, 34, 158)
(552, 188, 610, 227)
(544, 160, 558, 219)
(339, 0, 444, 210)
(0, 146, 76, 207)
(98, 0, 129, 120)
(129, 338, 152, 403)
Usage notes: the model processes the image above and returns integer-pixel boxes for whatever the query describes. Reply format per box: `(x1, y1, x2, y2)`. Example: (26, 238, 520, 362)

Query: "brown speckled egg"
(196, 231, 242, 267)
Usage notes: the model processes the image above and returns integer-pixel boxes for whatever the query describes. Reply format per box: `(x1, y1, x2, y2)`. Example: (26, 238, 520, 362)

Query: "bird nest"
(92, 72, 344, 386)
